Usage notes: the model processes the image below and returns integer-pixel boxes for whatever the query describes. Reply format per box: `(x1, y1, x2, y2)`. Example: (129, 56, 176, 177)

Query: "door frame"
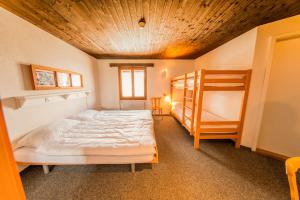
(0, 98, 26, 200)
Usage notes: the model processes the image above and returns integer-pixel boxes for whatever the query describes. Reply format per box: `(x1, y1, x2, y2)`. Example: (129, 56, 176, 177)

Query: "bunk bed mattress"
(14, 110, 156, 164)
(172, 79, 200, 89)
(172, 105, 236, 130)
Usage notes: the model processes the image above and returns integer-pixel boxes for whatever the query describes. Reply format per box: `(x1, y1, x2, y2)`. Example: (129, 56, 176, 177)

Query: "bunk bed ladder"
(190, 71, 198, 134)
(182, 73, 188, 127)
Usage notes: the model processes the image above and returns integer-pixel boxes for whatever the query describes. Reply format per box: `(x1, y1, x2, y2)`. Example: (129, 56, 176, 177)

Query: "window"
(118, 66, 147, 100)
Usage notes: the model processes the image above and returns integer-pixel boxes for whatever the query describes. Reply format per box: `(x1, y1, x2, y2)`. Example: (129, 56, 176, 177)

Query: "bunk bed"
(170, 69, 252, 150)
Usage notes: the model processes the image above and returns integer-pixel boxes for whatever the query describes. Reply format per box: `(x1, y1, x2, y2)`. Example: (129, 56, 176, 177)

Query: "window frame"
(118, 66, 147, 100)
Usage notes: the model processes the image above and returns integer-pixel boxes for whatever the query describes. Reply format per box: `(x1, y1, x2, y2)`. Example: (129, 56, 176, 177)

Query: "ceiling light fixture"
(138, 17, 146, 29)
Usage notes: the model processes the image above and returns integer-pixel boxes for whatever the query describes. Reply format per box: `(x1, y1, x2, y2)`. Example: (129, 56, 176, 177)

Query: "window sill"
(120, 97, 147, 100)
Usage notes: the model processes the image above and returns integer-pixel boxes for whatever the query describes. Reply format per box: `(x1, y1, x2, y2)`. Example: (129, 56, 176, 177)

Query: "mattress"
(172, 104, 237, 130)
(14, 110, 156, 164)
(172, 79, 200, 89)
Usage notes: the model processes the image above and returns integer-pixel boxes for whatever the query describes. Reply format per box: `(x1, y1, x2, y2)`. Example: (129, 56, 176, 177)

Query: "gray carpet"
(21, 116, 297, 200)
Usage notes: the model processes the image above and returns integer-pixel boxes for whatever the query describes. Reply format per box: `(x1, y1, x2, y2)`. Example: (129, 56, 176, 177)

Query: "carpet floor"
(21, 116, 297, 200)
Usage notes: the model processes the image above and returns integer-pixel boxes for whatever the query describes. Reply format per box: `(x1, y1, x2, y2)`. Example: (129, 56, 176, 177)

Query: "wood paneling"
(1, 0, 300, 59)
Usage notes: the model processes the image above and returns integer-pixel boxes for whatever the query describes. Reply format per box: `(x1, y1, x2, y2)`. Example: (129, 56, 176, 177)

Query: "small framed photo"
(31, 65, 56, 89)
(57, 72, 71, 88)
(71, 73, 83, 87)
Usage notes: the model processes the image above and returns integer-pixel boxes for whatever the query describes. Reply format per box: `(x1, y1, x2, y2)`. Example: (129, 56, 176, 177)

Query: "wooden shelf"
(14, 90, 91, 109)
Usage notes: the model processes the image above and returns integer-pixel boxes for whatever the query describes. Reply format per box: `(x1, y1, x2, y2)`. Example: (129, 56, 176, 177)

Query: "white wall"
(250, 15, 300, 155)
(194, 28, 258, 147)
(97, 59, 195, 114)
(0, 8, 98, 141)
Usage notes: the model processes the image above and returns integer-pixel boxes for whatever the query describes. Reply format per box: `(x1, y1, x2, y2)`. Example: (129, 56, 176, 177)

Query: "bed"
(170, 69, 252, 149)
(14, 110, 158, 173)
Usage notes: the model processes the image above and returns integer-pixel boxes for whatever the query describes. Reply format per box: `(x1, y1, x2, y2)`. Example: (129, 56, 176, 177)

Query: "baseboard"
(255, 148, 289, 161)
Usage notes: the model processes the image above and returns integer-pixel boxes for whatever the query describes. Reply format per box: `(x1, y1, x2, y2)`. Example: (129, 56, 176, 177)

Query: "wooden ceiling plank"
(158, 0, 181, 58)
(151, 0, 173, 56)
(160, 0, 202, 57)
(50, 0, 109, 53)
(151, 0, 171, 55)
(117, 0, 137, 53)
(76, 0, 118, 53)
(193, 0, 264, 54)
(125, 0, 140, 53)
(97, 0, 126, 54)
(137, 0, 148, 54)
(187, 0, 248, 57)
(110, 0, 131, 53)
(189, 0, 231, 42)
(105, 0, 131, 53)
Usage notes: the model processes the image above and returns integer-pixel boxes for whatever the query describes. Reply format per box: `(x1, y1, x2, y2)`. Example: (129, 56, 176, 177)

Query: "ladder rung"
(184, 97, 192, 99)
(184, 115, 191, 120)
(184, 106, 192, 110)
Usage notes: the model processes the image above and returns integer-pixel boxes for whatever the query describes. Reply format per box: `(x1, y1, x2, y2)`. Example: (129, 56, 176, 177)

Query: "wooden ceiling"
(1, 0, 300, 59)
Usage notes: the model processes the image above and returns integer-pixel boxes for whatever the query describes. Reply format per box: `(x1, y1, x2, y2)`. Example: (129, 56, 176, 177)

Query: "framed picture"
(31, 65, 83, 90)
(57, 72, 71, 88)
(31, 65, 56, 89)
(71, 73, 83, 87)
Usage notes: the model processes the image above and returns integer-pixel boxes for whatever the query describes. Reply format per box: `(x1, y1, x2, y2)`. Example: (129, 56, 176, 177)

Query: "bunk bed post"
(170, 79, 173, 114)
(190, 71, 198, 134)
(182, 73, 188, 122)
(235, 70, 252, 148)
(194, 70, 206, 150)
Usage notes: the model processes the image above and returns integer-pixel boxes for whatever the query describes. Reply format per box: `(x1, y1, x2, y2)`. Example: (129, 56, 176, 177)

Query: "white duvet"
(16, 110, 156, 156)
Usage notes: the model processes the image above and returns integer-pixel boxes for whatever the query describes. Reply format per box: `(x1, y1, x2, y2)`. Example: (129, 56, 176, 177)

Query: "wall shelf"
(14, 90, 91, 109)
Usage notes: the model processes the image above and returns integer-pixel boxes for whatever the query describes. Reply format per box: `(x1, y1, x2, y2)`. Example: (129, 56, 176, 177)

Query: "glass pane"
(134, 70, 145, 97)
(71, 74, 82, 87)
(121, 70, 132, 97)
(57, 72, 71, 87)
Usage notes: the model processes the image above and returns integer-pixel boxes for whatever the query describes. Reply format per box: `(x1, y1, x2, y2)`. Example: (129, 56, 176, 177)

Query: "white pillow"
(67, 109, 100, 121)
(15, 119, 80, 149)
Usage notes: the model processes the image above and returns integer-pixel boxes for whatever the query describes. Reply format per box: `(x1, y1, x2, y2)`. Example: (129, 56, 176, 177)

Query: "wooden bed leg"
(235, 133, 241, 149)
(42, 165, 49, 174)
(194, 133, 200, 150)
(194, 139, 200, 150)
(235, 138, 241, 149)
(131, 163, 135, 173)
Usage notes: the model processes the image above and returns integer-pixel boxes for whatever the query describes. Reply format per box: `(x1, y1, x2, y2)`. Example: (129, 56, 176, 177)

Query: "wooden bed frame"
(170, 69, 252, 150)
